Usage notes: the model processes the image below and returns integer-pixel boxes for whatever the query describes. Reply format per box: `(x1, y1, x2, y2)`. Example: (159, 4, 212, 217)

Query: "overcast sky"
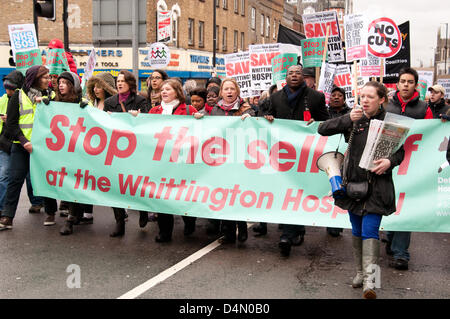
(353, 0, 449, 68)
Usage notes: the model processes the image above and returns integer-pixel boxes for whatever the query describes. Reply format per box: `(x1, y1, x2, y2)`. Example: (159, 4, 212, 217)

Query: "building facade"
(0, 0, 301, 93)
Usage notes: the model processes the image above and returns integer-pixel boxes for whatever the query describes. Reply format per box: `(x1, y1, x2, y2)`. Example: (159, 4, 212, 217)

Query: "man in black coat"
(264, 65, 329, 257)
(427, 84, 449, 119)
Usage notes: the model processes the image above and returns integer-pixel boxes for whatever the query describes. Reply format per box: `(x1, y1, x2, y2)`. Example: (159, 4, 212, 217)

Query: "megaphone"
(316, 151, 346, 199)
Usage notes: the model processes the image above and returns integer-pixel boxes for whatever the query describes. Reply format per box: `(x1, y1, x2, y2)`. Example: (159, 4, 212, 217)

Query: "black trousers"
(157, 213, 196, 238)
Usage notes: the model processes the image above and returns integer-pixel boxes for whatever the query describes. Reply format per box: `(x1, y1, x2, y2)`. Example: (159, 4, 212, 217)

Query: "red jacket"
(149, 103, 197, 115)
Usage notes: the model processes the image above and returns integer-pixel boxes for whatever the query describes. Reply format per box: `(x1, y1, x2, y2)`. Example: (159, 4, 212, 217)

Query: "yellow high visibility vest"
(16, 89, 36, 143)
(0, 94, 8, 133)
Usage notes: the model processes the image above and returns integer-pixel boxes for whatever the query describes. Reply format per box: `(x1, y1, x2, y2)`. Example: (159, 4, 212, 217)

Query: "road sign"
(367, 17, 402, 58)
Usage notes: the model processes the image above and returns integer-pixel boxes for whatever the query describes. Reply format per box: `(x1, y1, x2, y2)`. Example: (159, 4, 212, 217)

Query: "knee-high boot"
(362, 238, 380, 299)
(351, 236, 363, 288)
(110, 207, 126, 237)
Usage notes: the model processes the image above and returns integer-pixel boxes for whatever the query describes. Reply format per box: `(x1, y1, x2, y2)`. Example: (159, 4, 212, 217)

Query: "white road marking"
(118, 223, 254, 299)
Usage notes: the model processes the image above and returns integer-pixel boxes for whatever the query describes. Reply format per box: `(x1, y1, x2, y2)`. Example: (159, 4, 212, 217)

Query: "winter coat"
(386, 91, 432, 119)
(104, 92, 148, 113)
(149, 103, 197, 115)
(317, 109, 405, 216)
(266, 84, 329, 121)
(428, 98, 450, 119)
(86, 72, 117, 104)
(328, 104, 351, 119)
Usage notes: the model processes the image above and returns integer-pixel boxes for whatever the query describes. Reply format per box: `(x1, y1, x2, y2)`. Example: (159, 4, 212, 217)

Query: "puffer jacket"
(318, 109, 405, 216)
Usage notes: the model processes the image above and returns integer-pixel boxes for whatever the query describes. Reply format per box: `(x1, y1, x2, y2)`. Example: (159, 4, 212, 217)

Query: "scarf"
(204, 103, 214, 114)
(218, 97, 240, 115)
(161, 99, 180, 115)
(396, 91, 419, 113)
(283, 82, 306, 108)
(27, 87, 44, 104)
(283, 83, 311, 120)
(119, 91, 131, 104)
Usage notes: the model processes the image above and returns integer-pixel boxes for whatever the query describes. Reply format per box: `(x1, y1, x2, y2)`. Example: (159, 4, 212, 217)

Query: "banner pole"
(380, 58, 384, 83)
(353, 60, 359, 106)
(316, 25, 330, 89)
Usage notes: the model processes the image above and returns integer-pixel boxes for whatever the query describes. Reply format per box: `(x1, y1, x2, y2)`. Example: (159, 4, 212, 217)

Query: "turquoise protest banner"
(30, 102, 450, 233)
(46, 48, 70, 75)
(301, 38, 327, 68)
(15, 48, 43, 75)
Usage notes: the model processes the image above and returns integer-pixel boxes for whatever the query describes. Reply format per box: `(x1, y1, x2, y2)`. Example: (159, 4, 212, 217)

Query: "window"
(188, 18, 195, 45)
(199, 21, 205, 47)
(234, 0, 238, 13)
(251, 7, 256, 30)
(93, 0, 147, 47)
(273, 19, 277, 40)
(260, 14, 264, 36)
(223, 0, 227, 10)
(215, 25, 219, 50)
(222, 27, 227, 51)
(240, 0, 245, 16)
(215, 0, 219, 7)
(234, 30, 238, 52)
(240, 32, 245, 51)
(266, 16, 270, 37)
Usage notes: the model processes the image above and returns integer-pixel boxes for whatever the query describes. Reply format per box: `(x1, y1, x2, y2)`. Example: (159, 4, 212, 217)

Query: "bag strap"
(120, 102, 126, 113)
(342, 123, 357, 185)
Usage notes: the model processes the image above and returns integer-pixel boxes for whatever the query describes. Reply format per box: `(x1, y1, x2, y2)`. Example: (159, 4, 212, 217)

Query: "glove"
(42, 98, 50, 105)
(79, 100, 89, 109)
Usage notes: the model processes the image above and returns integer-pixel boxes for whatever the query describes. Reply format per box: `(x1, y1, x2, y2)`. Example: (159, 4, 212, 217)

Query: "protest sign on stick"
(303, 11, 345, 63)
(344, 14, 367, 62)
(8, 24, 42, 75)
(225, 51, 252, 98)
(249, 44, 281, 91)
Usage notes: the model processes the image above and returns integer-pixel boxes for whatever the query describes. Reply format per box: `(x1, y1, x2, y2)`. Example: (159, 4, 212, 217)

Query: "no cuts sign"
(367, 17, 402, 58)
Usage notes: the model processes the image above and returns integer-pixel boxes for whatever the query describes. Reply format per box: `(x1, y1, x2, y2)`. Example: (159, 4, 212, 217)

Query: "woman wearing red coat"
(148, 79, 197, 242)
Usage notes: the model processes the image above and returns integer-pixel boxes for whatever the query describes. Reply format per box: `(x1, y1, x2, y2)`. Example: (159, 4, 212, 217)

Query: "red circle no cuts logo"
(367, 17, 402, 58)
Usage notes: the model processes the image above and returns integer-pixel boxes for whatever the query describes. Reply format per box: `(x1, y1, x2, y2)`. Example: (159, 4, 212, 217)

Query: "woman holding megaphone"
(318, 81, 405, 299)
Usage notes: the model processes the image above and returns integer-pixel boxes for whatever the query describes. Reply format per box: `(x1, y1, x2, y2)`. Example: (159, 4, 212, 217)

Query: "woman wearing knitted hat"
(52, 71, 95, 235)
(0, 66, 51, 230)
(86, 72, 117, 110)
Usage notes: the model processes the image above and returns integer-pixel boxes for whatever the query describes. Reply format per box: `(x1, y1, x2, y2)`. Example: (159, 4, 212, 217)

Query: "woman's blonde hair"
(219, 77, 240, 99)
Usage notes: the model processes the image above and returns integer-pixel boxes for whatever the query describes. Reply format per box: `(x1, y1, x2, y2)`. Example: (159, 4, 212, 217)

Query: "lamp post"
(212, 0, 217, 75)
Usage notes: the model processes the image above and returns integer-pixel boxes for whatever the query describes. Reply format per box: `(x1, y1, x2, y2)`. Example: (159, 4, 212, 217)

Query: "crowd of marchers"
(0, 39, 449, 300)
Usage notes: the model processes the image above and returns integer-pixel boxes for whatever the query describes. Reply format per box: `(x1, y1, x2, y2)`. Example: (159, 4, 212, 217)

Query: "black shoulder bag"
(342, 123, 371, 201)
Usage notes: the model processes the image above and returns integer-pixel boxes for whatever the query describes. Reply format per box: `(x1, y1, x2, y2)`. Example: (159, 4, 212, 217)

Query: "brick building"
(0, 0, 301, 92)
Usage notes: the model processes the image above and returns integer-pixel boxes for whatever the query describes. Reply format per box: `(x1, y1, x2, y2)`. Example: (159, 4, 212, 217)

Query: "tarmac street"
(0, 186, 449, 300)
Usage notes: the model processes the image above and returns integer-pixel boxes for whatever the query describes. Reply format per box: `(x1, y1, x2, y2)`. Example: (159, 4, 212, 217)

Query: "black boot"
(155, 213, 173, 242)
(110, 208, 126, 237)
(237, 221, 248, 242)
(139, 211, 148, 228)
(183, 216, 196, 236)
(60, 219, 74, 235)
(252, 222, 267, 236)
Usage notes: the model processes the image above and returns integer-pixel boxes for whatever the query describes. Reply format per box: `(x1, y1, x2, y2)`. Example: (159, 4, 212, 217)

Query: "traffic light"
(9, 49, 15, 67)
(35, 0, 56, 21)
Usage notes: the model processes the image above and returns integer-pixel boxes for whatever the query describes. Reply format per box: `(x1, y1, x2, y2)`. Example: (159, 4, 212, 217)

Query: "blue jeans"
(386, 231, 411, 261)
(348, 212, 382, 240)
(0, 150, 10, 211)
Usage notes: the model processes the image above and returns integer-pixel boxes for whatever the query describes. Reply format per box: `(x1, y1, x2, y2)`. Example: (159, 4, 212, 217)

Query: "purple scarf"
(119, 91, 131, 104)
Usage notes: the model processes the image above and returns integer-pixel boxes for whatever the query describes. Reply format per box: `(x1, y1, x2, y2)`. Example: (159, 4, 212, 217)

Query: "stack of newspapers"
(359, 112, 414, 170)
